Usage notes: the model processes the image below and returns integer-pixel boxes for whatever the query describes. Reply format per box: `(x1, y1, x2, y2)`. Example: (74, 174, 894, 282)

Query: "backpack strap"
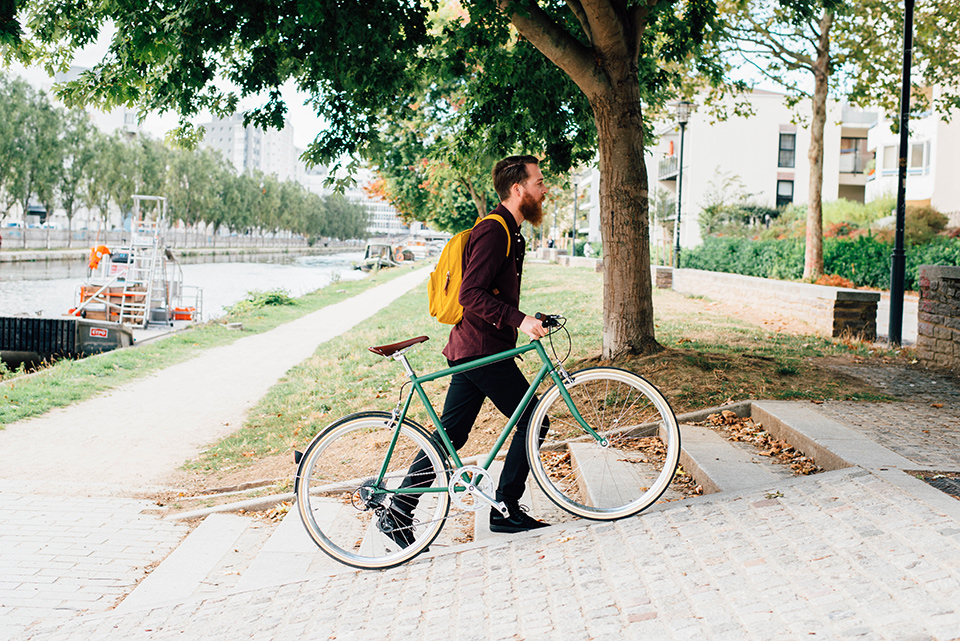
(473, 214, 511, 257)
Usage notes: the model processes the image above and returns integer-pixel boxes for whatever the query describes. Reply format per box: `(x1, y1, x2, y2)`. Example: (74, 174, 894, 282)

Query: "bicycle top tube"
(410, 340, 547, 385)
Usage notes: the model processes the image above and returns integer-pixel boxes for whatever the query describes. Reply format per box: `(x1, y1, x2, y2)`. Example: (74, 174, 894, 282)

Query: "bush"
(823, 235, 891, 288)
(874, 205, 949, 245)
(225, 288, 298, 315)
(682, 234, 960, 291)
(681, 237, 804, 280)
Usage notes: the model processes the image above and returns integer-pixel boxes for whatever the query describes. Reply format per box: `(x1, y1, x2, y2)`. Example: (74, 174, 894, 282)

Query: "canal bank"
(0, 243, 363, 264)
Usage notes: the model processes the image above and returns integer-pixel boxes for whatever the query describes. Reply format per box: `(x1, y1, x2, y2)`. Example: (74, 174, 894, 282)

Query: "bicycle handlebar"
(535, 312, 562, 328)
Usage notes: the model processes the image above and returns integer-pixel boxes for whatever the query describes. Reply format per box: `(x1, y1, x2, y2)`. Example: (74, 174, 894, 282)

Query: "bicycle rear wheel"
(527, 367, 681, 520)
(295, 411, 449, 569)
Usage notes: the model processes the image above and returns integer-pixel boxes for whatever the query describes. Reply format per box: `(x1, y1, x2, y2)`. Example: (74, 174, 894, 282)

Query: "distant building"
(201, 114, 297, 181)
(867, 85, 960, 221)
(647, 90, 878, 250)
(296, 163, 409, 237)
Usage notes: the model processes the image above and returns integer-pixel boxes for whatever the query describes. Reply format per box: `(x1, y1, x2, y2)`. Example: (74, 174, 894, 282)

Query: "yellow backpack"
(428, 214, 511, 324)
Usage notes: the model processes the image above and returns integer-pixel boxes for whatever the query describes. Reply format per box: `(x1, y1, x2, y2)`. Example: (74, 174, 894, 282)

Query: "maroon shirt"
(442, 204, 527, 361)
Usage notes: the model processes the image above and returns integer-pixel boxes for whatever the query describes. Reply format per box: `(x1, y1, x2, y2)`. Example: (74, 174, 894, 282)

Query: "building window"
(778, 133, 796, 168)
(776, 180, 794, 208)
(839, 138, 870, 173)
(910, 141, 929, 169)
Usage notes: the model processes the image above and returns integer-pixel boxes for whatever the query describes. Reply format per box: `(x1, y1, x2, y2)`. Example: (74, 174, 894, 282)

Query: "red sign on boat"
(89, 327, 109, 338)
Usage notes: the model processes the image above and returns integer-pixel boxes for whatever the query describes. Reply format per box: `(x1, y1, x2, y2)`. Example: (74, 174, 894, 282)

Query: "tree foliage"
(6, 0, 751, 358)
(0, 73, 368, 241)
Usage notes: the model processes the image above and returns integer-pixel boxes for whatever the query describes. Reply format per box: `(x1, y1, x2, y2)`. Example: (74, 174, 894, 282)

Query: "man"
(379, 155, 551, 547)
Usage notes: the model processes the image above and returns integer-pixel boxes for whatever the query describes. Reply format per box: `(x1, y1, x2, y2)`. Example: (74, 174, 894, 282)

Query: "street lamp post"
(889, 0, 915, 347)
(673, 100, 693, 269)
(572, 181, 578, 256)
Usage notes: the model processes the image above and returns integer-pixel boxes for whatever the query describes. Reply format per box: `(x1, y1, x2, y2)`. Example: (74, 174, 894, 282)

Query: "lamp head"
(675, 100, 694, 126)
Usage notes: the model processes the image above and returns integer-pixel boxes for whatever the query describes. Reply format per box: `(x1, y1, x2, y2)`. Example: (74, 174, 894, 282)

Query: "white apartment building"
(648, 90, 877, 250)
(866, 86, 960, 218)
(564, 90, 879, 254)
(202, 114, 297, 181)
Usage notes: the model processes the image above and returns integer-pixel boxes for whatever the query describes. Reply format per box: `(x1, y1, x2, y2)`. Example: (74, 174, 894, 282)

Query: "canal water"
(0, 251, 366, 320)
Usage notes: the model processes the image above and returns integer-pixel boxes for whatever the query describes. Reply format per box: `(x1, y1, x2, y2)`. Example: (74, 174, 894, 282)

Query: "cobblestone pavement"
(819, 364, 960, 470)
(19, 468, 960, 641)
(0, 482, 189, 640)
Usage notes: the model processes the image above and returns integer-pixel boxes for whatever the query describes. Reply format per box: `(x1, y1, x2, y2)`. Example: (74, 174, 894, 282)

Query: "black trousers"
(396, 355, 547, 511)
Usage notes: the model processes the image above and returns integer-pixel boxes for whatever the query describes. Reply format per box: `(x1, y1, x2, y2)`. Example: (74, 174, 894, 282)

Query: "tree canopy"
(4, 0, 781, 358)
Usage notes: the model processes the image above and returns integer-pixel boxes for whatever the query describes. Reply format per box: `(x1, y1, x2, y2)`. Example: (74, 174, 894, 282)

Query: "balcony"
(658, 155, 679, 180)
(839, 150, 871, 174)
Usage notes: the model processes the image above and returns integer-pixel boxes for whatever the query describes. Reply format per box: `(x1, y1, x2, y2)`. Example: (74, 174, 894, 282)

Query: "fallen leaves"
(703, 412, 823, 476)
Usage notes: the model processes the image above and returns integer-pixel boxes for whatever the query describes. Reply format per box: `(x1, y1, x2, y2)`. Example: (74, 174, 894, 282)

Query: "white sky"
(8, 27, 327, 150)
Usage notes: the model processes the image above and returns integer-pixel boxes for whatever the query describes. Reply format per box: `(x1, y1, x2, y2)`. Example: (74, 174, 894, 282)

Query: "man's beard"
(519, 191, 544, 226)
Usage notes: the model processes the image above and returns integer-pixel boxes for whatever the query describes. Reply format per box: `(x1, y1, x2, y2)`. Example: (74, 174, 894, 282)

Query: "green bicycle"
(294, 314, 681, 569)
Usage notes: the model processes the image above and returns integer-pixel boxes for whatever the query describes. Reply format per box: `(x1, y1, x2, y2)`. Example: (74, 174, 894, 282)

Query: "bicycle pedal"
(495, 501, 509, 517)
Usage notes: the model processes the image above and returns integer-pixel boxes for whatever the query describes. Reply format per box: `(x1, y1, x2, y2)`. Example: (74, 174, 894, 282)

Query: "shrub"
(683, 234, 960, 291)
(681, 237, 804, 280)
(874, 205, 949, 245)
(225, 288, 298, 315)
(823, 235, 891, 289)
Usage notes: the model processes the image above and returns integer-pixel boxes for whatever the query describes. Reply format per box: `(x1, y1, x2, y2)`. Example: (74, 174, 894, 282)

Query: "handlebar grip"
(535, 312, 560, 328)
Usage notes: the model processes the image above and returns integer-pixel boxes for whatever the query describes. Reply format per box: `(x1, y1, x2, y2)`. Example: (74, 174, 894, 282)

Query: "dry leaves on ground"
(702, 410, 823, 476)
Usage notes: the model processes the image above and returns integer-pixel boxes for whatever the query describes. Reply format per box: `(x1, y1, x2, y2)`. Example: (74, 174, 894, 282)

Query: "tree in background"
(59, 110, 100, 245)
(719, 0, 842, 280)
(8, 0, 737, 359)
(9, 85, 61, 245)
(0, 76, 31, 221)
(720, 0, 960, 280)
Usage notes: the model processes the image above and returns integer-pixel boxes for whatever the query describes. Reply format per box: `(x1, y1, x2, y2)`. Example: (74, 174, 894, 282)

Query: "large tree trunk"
(504, 0, 660, 358)
(592, 79, 659, 359)
(803, 10, 833, 281)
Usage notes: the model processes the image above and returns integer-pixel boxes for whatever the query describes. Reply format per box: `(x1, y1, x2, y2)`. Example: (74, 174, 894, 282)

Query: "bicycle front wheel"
(527, 367, 681, 520)
(295, 411, 449, 569)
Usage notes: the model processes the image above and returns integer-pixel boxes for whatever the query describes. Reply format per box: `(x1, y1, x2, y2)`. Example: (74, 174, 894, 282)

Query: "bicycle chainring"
(448, 465, 496, 512)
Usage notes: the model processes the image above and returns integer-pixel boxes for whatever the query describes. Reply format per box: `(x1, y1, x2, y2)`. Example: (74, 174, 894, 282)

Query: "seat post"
(394, 353, 417, 378)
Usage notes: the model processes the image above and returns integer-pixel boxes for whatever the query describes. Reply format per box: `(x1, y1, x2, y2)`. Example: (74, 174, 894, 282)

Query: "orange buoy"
(88, 245, 111, 270)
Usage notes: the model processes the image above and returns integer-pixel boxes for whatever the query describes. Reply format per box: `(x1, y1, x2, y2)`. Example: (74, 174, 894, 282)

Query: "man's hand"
(519, 315, 548, 340)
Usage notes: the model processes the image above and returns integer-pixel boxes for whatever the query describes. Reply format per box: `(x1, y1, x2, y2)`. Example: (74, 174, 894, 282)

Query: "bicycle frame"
(381, 338, 603, 497)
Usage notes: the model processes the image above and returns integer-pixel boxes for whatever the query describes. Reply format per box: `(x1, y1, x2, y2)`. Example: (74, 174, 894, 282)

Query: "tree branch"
(564, 0, 593, 44)
(578, 0, 629, 60)
(628, 1, 656, 62)
(500, 0, 605, 96)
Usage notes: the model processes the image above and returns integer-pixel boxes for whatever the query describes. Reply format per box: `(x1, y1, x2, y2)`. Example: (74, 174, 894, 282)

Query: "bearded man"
(378, 155, 552, 548)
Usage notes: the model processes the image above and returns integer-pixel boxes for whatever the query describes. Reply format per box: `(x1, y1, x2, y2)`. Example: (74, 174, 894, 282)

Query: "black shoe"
(376, 507, 416, 548)
(489, 501, 550, 533)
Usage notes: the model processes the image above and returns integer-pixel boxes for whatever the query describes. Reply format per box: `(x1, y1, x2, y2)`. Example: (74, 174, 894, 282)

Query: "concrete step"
(116, 514, 266, 613)
(679, 423, 790, 495)
(750, 400, 920, 472)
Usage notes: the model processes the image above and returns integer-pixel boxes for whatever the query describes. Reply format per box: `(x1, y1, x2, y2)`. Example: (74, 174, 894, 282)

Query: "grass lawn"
(0, 267, 412, 427)
(181, 261, 900, 485)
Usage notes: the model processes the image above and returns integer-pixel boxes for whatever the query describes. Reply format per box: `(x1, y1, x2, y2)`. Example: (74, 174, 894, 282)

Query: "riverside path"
(0, 267, 431, 639)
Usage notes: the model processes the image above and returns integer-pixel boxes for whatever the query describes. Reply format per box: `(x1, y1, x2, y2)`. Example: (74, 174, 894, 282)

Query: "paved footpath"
(0, 267, 431, 640)
(5, 286, 960, 640)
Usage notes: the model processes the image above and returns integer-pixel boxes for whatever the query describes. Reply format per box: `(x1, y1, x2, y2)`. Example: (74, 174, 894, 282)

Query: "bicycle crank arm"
(467, 484, 508, 516)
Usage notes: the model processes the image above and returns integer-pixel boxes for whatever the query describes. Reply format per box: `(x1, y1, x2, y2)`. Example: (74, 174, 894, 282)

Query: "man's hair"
(493, 155, 540, 201)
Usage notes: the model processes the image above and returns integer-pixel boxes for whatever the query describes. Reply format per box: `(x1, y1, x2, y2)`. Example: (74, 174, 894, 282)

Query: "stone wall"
(671, 268, 880, 340)
(916, 264, 960, 371)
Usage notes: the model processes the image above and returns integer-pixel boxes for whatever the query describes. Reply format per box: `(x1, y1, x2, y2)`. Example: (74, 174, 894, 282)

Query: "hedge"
(681, 235, 960, 290)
